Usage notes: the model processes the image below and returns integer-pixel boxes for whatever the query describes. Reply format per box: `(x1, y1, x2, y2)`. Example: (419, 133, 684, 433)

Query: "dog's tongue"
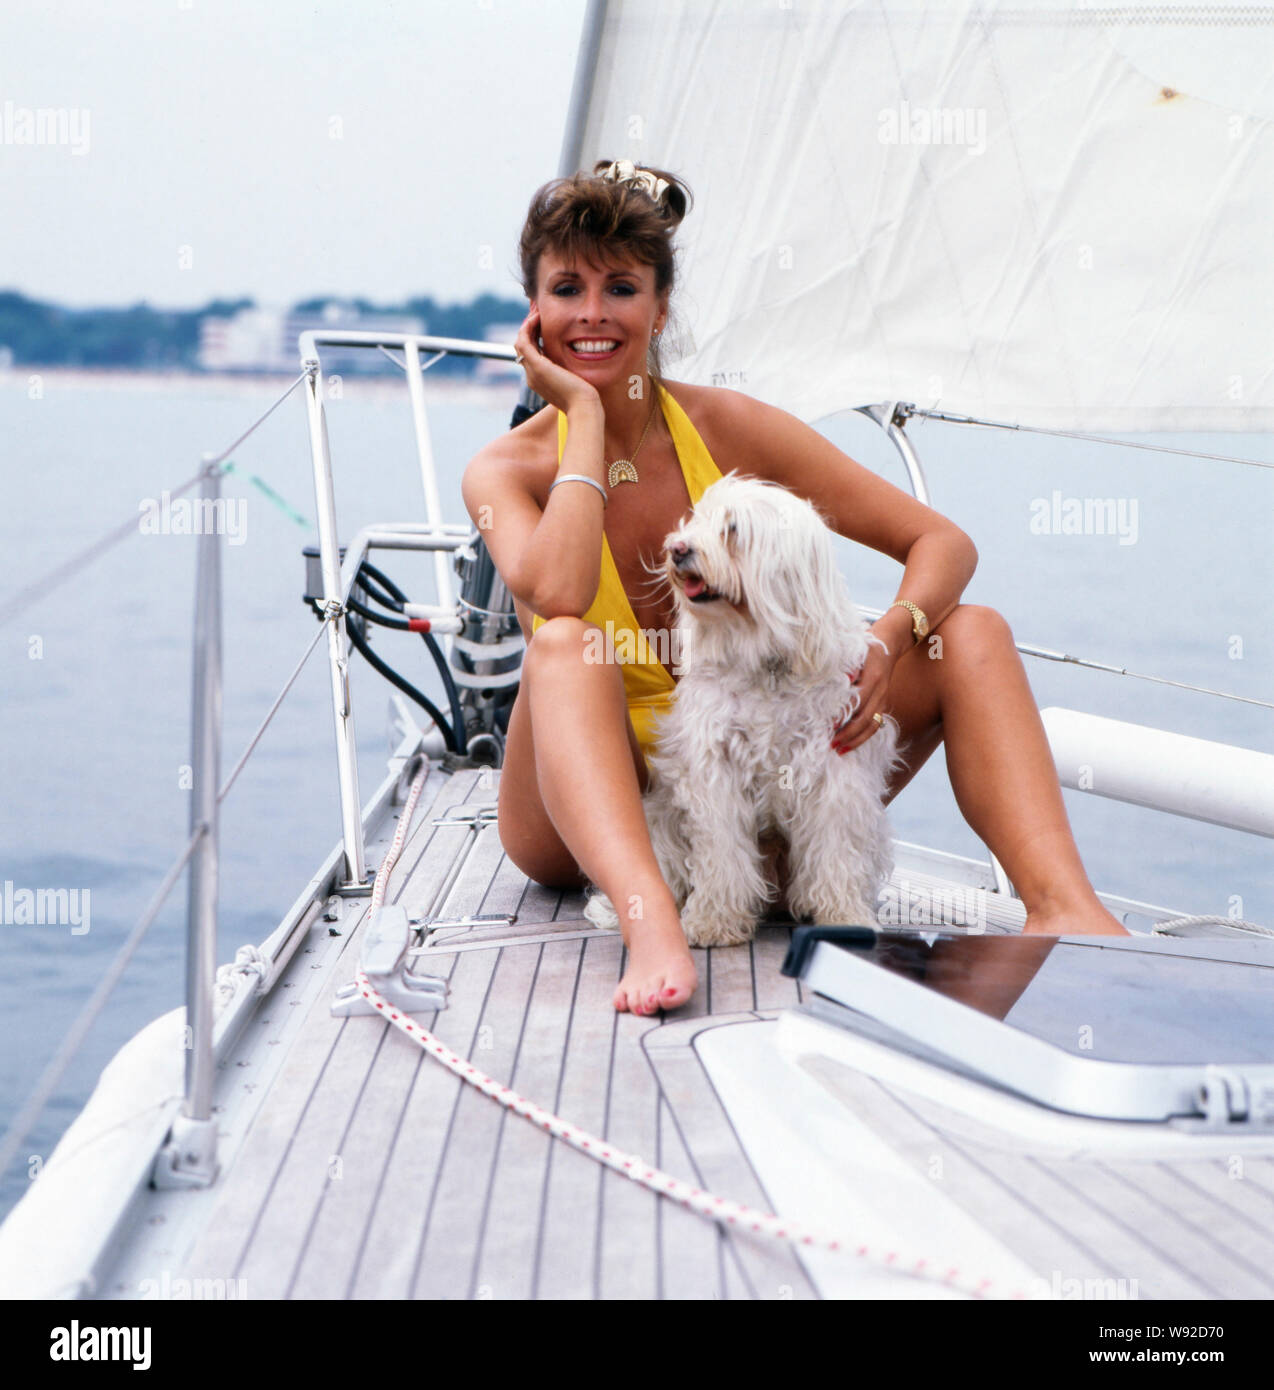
(683, 576, 707, 598)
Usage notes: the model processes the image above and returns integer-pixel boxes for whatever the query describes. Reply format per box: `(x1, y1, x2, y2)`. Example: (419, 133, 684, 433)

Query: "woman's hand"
(514, 305, 601, 415)
(830, 623, 902, 754)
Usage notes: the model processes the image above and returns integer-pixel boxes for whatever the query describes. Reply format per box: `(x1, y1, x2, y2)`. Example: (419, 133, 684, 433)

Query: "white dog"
(584, 472, 903, 947)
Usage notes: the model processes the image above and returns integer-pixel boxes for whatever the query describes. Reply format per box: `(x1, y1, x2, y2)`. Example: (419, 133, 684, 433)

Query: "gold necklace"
(607, 394, 660, 488)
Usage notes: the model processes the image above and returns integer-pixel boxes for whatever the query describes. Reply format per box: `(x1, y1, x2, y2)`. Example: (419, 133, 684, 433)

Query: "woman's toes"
(613, 984, 630, 1012)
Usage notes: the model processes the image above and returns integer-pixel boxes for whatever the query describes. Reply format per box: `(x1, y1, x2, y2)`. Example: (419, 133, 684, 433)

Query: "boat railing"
(855, 400, 1274, 885)
(0, 335, 524, 1197)
(297, 331, 522, 897)
(0, 369, 350, 1191)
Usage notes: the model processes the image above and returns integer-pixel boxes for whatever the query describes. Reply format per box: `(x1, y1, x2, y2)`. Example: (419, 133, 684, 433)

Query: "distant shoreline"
(0, 364, 523, 404)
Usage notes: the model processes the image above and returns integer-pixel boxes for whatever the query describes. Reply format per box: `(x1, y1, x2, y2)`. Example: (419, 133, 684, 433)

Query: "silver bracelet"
(549, 473, 608, 507)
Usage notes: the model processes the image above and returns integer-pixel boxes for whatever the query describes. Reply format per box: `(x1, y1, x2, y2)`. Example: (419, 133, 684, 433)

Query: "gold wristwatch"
(889, 599, 929, 646)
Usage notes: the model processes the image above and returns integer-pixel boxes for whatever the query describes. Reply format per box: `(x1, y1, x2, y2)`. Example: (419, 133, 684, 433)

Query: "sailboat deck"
(162, 767, 824, 1299)
(99, 767, 1274, 1301)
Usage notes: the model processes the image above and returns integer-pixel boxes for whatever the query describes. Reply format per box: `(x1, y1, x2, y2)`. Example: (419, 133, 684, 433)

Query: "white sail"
(569, 0, 1274, 431)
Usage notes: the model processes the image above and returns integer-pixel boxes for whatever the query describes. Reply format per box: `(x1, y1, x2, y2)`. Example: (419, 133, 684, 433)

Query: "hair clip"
(599, 158, 669, 204)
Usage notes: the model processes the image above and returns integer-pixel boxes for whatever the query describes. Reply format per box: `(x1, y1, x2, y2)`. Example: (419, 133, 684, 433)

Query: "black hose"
(306, 599, 458, 753)
(357, 559, 409, 606)
(357, 575, 406, 613)
(356, 559, 468, 753)
(347, 594, 411, 631)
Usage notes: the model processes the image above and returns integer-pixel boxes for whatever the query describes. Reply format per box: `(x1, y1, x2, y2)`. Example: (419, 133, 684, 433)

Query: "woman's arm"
(462, 399, 610, 619)
(460, 307, 612, 620)
(716, 389, 978, 617)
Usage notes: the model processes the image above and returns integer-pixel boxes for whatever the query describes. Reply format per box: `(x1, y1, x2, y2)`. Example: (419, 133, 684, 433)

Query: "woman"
(462, 159, 1126, 1019)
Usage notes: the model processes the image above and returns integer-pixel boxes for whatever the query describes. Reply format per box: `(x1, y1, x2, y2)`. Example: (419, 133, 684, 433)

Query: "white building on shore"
(199, 302, 423, 373)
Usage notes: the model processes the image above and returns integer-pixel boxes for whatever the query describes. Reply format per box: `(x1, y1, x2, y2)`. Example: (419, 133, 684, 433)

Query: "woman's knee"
(504, 845, 586, 892)
(501, 837, 586, 892)
(523, 615, 603, 675)
(931, 603, 1014, 657)
(886, 604, 1012, 741)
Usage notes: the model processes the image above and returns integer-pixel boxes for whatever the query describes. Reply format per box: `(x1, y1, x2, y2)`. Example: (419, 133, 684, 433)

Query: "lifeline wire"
(0, 616, 332, 1183)
(217, 620, 328, 804)
(913, 407, 1274, 472)
(354, 762, 1036, 1302)
(0, 466, 208, 630)
(0, 827, 203, 1184)
(857, 605, 1274, 711)
(201, 369, 311, 468)
(0, 369, 312, 630)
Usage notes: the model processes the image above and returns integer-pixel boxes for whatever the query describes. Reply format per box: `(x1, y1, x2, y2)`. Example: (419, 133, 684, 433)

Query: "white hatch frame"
(788, 929, 1274, 1129)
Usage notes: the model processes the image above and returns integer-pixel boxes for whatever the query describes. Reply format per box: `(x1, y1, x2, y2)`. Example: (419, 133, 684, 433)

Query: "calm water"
(0, 371, 1270, 1223)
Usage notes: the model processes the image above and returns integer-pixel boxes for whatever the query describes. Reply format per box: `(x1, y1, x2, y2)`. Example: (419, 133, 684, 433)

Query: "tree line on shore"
(0, 290, 527, 372)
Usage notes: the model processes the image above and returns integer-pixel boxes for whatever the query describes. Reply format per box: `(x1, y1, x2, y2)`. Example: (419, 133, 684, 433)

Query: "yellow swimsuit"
(531, 381, 723, 764)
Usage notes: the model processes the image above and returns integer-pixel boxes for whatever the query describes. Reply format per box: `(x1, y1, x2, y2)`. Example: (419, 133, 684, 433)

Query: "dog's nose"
(668, 539, 693, 565)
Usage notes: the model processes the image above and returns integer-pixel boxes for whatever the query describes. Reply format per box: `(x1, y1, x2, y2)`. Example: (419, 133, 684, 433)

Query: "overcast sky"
(1, 0, 587, 310)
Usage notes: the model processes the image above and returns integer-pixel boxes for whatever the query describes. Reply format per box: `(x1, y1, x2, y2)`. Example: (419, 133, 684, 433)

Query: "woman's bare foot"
(1022, 895, 1129, 937)
(614, 907, 698, 1015)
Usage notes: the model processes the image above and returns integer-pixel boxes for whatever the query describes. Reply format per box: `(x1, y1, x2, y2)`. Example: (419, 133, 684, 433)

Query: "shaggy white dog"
(584, 472, 904, 947)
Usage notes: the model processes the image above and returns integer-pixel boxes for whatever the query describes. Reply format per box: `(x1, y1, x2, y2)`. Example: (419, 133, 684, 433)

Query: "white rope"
(1153, 915, 1274, 938)
(214, 944, 271, 1008)
(355, 762, 1036, 1301)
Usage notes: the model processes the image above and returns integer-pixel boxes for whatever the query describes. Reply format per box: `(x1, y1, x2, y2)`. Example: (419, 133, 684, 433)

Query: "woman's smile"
(565, 338, 621, 361)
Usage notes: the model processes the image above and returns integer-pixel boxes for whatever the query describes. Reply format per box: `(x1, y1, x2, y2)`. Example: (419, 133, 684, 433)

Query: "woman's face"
(533, 247, 667, 384)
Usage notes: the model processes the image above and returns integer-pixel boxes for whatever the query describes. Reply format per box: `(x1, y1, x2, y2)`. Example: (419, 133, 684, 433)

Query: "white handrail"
(297, 332, 521, 893)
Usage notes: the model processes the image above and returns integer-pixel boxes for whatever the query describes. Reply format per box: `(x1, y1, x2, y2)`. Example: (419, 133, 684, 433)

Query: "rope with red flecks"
(357, 760, 1035, 1301)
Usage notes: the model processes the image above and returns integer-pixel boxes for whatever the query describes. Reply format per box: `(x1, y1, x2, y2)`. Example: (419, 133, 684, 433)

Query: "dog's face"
(662, 483, 747, 618)
(662, 473, 855, 671)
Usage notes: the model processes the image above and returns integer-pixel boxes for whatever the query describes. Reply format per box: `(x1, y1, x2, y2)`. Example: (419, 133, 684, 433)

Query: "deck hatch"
(781, 928, 1274, 1128)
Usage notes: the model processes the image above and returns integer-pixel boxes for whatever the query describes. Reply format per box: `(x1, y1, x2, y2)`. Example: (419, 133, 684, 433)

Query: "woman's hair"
(518, 160, 692, 381)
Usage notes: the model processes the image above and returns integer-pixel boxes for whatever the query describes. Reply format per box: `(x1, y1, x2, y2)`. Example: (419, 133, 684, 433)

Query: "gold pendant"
(608, 459, 639, 487)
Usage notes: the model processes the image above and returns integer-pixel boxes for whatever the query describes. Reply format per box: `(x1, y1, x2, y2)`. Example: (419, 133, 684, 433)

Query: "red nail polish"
(663, 987, 677, 997)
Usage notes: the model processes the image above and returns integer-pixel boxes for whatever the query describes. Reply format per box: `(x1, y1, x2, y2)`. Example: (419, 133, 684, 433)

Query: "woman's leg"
(872, 605, 1126, 936)
(499, 616, 699, 1011)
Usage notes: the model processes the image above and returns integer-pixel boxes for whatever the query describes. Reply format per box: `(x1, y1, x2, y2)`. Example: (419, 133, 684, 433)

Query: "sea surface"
(0, 369, 1270, 1225)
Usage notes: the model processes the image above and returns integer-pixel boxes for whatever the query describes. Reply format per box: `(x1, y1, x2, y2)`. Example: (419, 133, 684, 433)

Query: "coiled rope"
(353, 761, 1036, 1301)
